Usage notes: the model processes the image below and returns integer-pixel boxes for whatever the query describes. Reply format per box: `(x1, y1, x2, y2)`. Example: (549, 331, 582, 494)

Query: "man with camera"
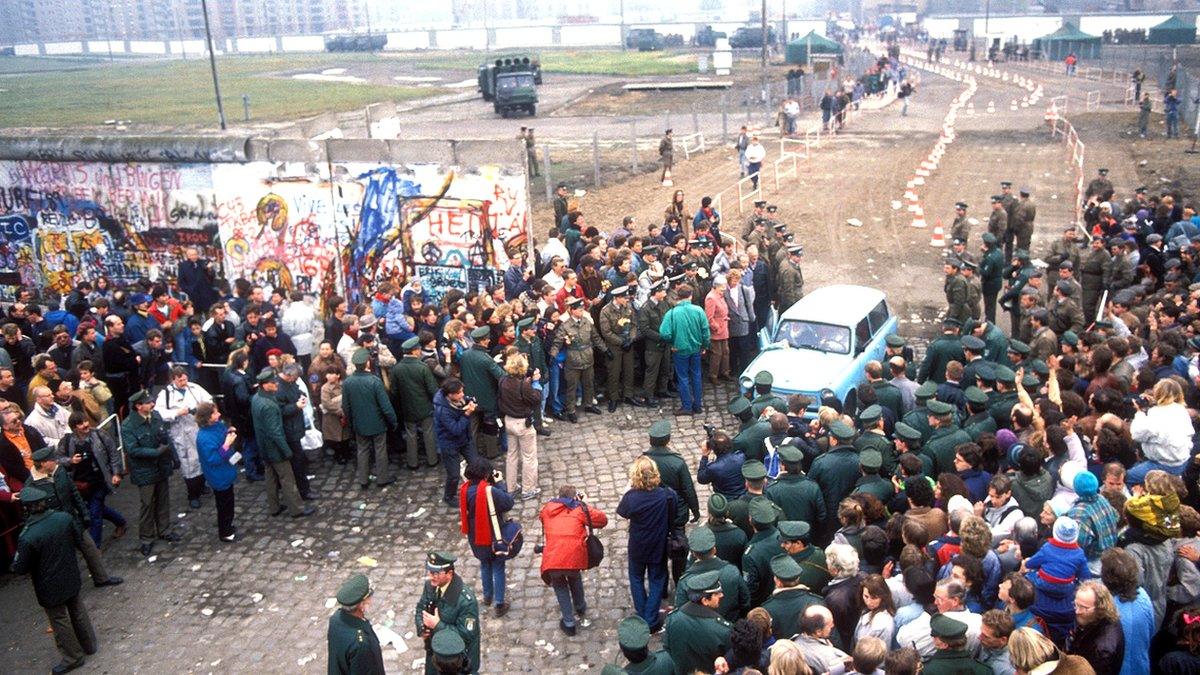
(697, 428, 745, 499)
(433, 378, 477, 506)
(537, 484, 608, 635)
(415, 551, 480, 675)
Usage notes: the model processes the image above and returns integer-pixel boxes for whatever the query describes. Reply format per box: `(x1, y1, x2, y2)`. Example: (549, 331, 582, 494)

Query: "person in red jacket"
(539, 485, 608, 636)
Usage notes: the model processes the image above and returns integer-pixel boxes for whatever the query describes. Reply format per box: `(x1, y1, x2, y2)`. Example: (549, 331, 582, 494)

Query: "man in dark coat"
(343, 349, 397, 489)
(459, 327, 505, 458)
(923, 614, 990, 675)
(275, 364, 314, 500)
(176, 247, 219, 314)
(416, 551, 481, 675)
(251, 372, 312, 519)
(327, 574, 385, 675)
(100, 315, 138, 415)
(390, 337, 439, 470)
(219, 352, 261, 480)
(673, 527, 749, 621)
(11, 485, 98, 674)
(120, 390, 177, 557)
(761, 553, 825, 639)
(663, 570, 732, 675)
(822, 544, 865, 650)
(807, 422, 860, 531)
(917, 319, 964, 384)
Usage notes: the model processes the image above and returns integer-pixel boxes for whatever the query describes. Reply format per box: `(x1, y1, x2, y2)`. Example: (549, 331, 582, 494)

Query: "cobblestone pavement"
(1, 57, 1081, 674)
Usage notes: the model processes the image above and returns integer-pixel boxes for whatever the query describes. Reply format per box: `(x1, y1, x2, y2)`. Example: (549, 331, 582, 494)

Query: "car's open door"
(757, 306, 779, 350)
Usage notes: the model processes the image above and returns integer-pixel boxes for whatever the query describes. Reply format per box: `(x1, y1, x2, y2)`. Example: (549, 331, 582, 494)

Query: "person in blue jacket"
(697, 430, 746, 499)
(433, 378, 478, 506)
(618, 455, 680, 633)
(194, 401, 239, 541)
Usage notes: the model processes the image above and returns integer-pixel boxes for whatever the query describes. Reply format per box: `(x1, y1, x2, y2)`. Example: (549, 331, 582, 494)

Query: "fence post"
(721, 93, 729, 143)
(692, 109, 699, 136)
(664, 111, 671, 133)
(630, 119, 639, 174)
(541, 145, 553, 200)
(592, 131, 601, 187)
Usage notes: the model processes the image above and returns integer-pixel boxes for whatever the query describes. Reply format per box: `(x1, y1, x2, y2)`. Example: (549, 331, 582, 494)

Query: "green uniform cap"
(753, 371, 773, 386)
(930, 613, 968, 639)
(516, 317, 535, 330)
(749, 497, 779, 525)
(687, 526, 717, 553)
(18, 485, 50, 504)
(1029, 359, 1049, 375)
(401, 336, 421, 351)
(777, 443, 804, 463)
(776, 520, 811, 542)
(425, 551, 457, 571)
(707, 493, 729, 516)
(255, 369, 276, 384)
(431, 628, 466, 657)
(1007, 339, 1030, 355)
(351, 348, 371, 366)
(685, 569, 723, 594)
(649, 420, 671, 442)
(915, 381, 938, 399)
(964, 386, 988, 405)
(31, 446, 55, 462)
(470, 326, 491, 340)
(231, 340, 246, 351)
(960, 335, 985, 351)
(976, 362, 996, 382)
(1022, 373, 1041, 388)
(617, 616, 652, 650)
(129, 388, 153, 404)
(829, 420, 855, 441)
(981, 232, 999, 245)
(927, 399, 954, 415)
(1061, 330, 1079, 346)
(770, 553, 803, 581)
(894, 422, 922, 442)
(728, 396, 751, 416)
(858, 404, 882, 425)
(994, 365, 1016, 383)
(885, 334, 906, 348)
(741, 460, 768, 480)
(860, 449, 883, 470)
(336, 574, 372, 606)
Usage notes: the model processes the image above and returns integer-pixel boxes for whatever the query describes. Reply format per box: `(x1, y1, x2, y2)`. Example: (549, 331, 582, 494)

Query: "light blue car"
(739, 284, 898, 416)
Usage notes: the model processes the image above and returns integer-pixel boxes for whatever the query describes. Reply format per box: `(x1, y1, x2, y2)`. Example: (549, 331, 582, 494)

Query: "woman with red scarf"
(459, 457, 515, 616)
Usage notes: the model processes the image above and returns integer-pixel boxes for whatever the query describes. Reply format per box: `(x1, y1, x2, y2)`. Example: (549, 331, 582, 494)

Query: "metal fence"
(528, 47, 883, 195)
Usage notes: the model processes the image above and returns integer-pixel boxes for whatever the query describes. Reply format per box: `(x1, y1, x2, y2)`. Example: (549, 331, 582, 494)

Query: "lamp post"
(199, 0, 227, 130)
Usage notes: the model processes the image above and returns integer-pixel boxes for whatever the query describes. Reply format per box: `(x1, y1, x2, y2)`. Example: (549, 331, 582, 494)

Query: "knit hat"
(1072, 470, 1099, 498)
(1053, 516, 1079, 544)
(995, 429, 1018, 455)
(1126, 492, 1182, 540)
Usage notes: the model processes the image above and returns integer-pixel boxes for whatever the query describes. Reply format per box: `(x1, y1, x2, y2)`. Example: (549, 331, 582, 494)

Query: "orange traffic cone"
(912, 206, 928, 228)
(662, 168, 673, 187)
(929, 220, 946, 246)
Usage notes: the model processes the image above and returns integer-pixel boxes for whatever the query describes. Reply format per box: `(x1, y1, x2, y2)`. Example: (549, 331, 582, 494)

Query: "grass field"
(0, 54, 442, 129)
(406, 48, 703, 76)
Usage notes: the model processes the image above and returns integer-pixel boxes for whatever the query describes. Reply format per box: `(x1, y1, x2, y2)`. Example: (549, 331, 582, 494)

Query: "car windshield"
(499, 75, 533, 89)
(774, 319, 851, 354)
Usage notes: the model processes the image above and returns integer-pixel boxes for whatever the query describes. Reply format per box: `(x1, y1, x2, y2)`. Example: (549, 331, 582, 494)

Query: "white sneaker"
(521, 488, 542, 500)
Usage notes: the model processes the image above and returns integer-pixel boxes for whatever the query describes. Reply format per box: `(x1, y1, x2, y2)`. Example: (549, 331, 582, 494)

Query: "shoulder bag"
(488, 485, 524, 558)
(580, 501, 605, 569)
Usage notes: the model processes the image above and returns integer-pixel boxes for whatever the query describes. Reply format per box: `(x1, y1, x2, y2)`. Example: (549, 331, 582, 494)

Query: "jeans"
(547, 360, 564, 414)
(440, 444, 476, 503)
(1166, 111, 1180, 138)
(548, 570, 587, 627)
(673, 352, 703, 413)
(471, 544, 507, 605)
(738, 149, 747, 176)
(901, 96, 909, 116)
(1126, 458, 1188, 487)
(86, 485, 126, 547)
(628, 558, 668, 628)
(240, 436, 263, 478)
(747, 162, 762, 189)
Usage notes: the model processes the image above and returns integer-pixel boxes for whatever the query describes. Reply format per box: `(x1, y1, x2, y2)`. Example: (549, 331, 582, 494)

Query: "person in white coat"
(281, 292, 319, 371)
(155, 365, 214, 509)
(1128, 378, 1194, 486)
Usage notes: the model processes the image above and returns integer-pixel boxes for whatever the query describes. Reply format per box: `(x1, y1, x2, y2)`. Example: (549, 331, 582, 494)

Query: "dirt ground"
(532, 57, 1089, 339)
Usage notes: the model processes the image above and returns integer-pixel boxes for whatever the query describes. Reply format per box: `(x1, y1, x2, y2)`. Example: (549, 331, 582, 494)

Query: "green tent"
(786, 31, 843, 64)
(1032, 22, 1101, 61)
(1147, 16, 1196, 45)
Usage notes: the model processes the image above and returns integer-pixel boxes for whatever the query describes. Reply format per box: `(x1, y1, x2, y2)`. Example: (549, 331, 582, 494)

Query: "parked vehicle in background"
(324, 34, 387, 52)
(729, 26, 778, 49)
(626, 28, 664, 51)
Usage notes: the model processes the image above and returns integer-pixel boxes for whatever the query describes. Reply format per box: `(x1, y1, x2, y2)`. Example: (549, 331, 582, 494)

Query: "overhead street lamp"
(199, 0, 227, 130)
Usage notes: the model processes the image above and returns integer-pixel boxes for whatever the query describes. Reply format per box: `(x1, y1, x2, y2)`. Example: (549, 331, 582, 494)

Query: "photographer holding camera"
(697, 428, 746, 499)
(433, 378, 478, 506)
(537, 484, 608, 636)
(498, 352, 542, 500)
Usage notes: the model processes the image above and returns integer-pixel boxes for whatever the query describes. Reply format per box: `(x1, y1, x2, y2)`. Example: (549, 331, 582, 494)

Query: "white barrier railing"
(736, 172, 762, 214)
(1086, 90, 1101, 112)
(773, 153, 798, 191)
(679, 132, 706, 160)
(778, 137, 810, 159)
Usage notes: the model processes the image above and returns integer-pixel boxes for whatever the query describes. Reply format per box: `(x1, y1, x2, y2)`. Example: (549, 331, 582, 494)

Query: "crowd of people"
(6, 61, 1200, 675)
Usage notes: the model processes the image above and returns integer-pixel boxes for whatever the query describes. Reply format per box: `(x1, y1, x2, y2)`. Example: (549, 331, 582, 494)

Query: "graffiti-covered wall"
(0, 142, 529, 304)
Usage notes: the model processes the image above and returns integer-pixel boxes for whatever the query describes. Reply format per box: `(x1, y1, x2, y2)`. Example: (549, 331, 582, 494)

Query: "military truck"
(729, 26, 777, 48)
(693, 25, 728, 47)
(626, 28, 664, 51)
(324, 34, 387, 52)
(478, 56, 540, 117)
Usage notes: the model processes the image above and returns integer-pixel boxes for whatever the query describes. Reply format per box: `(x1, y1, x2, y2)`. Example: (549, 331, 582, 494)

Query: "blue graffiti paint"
(353, 167, 420, 278)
